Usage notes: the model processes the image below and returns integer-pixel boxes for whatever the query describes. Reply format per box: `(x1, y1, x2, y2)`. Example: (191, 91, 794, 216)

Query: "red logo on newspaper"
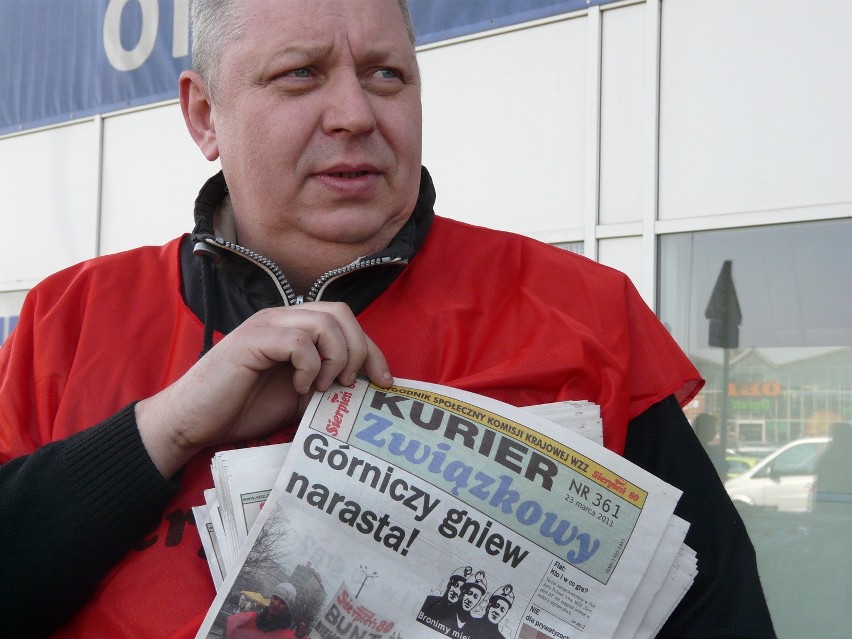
(325, 391, 353, 436)
(592, 470, 628, 495)
(337, 589, 395, 633)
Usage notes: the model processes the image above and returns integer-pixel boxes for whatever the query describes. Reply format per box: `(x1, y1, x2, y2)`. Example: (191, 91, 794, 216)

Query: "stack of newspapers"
(193, 378, 696, 639)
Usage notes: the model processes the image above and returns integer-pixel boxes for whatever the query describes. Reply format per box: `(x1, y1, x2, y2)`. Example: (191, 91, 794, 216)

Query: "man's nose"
(321, 73, 377, 136)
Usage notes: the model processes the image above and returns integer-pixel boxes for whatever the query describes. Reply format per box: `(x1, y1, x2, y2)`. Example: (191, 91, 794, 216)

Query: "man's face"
(461, 588, 482, 611)
(446, 578, 463, 603)
(207, 0, 422, 265)
(268, 595, 289, 619)
(487, 599, 510, 623)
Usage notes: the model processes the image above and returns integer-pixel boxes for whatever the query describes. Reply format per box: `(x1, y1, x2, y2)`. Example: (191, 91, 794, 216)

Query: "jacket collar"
(182, 166, 436, 336)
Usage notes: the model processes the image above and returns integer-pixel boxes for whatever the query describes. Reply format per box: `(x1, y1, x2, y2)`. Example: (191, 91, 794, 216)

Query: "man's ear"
(179, 70, 220, 161)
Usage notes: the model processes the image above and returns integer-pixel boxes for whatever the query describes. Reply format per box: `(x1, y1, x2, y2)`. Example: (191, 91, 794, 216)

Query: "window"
(552, 241, 584, 255)
(659, 218, 852, 638)
(0, 291, 26, 344)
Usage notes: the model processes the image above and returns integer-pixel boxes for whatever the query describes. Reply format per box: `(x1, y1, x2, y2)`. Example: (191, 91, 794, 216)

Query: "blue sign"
(410, 0, 618, 45)
(0, 0, 617, 135)
(1, 0, 191, 135)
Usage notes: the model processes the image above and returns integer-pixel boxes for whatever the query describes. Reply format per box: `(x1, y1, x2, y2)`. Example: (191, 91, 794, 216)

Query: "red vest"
(0, 216, 701, 637)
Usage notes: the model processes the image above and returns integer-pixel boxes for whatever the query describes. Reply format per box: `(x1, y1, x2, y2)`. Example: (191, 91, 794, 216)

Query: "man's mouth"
(327, 170, 370, 178)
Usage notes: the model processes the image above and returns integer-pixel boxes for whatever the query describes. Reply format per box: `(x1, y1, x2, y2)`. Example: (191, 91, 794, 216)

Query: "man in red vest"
(0, 1, 775, 637)
(226, 583, 297, 639)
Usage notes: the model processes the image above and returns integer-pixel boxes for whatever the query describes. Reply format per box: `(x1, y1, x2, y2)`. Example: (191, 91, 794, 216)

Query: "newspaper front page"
(195, 378, 686, 639)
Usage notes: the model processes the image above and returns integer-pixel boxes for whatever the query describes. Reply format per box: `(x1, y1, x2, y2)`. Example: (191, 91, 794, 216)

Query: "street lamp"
(356, 565, 378, 598)
(705, 260, 742, 458)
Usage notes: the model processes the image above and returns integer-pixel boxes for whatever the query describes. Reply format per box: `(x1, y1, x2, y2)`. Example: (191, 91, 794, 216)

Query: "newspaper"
(194, 377, 693, 639)
(211, 443, 292, 558)
(193, 490, 226, 589)
(198, 403, 603, 582)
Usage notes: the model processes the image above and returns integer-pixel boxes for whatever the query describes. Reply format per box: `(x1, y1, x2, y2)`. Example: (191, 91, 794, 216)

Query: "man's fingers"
(228, 302, 392, 393)
(296, 302, 392, 389)
(361, 334, 394, 388)
(287, 336, 324, 395)
(321, 304, 371, 386)
(308, 302, 393, 390)
(137, 303, 391, 478)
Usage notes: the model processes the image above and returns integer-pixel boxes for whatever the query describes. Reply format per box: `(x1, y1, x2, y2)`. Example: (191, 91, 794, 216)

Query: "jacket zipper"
(306, 255, 404, 301)
(207, 238, 299, 305)
(204, 237, 405, 305)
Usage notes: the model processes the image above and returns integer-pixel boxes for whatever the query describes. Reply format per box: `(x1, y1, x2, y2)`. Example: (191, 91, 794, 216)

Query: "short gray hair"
(190, 0, 246, 98)
(397, 0, 416, 47)
(190, 0, 416, 99)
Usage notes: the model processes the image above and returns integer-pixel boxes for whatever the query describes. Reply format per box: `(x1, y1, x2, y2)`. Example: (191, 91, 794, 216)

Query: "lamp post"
(356, 565, 378, 599)
(705, 260, 742, 457)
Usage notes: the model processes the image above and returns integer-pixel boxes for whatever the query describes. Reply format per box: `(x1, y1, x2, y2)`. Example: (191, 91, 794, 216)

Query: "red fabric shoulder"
(360, 216, 702, 454)
(0, 237, 225, 637)
(0, 237, 198, 460)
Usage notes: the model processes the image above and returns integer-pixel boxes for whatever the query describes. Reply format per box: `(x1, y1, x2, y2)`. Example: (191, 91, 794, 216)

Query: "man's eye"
(284, 68, 312, 78)
(372, 68, 401, 80)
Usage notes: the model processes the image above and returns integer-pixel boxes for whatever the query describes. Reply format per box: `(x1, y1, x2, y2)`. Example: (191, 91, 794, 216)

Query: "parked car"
(725, 455, 760, 480)
(724, 437, 830, 512)
(734, 442, 779, 459)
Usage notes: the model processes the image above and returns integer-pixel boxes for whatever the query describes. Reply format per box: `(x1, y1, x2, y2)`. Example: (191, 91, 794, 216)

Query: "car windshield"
(770, 442, 824, 475)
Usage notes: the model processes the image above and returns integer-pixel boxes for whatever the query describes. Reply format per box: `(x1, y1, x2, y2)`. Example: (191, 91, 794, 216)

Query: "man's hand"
(135, 302, 392, 478)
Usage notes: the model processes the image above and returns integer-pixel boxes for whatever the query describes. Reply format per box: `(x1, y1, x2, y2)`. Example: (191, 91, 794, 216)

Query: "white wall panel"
(419, 17, 588, 239)
(659, 0, 852, 220)
(0, 122, 99, 289)
(100, 103, 220, 255)
(599, 2, 646, 225)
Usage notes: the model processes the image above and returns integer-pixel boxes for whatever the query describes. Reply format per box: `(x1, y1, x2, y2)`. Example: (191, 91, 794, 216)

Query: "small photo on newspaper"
(195, 377, 687, 639)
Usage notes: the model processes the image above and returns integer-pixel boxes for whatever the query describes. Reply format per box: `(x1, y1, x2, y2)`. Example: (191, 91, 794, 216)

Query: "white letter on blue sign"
(172, 0, 190, 58)
(103, 0, 159, 72)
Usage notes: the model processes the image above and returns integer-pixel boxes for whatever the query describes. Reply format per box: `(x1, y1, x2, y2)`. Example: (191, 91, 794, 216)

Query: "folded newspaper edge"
(194, 377, 694, 639)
